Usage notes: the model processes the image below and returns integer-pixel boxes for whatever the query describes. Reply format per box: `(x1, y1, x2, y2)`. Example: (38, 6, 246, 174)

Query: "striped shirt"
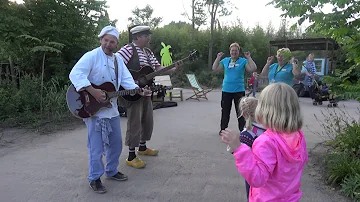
(117, 43, 160, 69)
(227, 123, 266, 154)
(240, 123, 266, 148)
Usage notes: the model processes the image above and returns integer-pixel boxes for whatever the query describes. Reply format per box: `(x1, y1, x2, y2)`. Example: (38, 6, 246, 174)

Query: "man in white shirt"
(69, 25, 149, 194)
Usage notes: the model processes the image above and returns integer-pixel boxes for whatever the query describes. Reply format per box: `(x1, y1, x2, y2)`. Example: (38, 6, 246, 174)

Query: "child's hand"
(220, 129, 241, 151)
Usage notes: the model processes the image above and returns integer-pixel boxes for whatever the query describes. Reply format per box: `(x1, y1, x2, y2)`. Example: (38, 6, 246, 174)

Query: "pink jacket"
(233, 129, 308, 202)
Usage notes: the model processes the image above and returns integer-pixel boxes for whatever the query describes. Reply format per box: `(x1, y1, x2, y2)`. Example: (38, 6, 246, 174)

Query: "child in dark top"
(225, 96, 266, 201)
(321, 83, 329, 95)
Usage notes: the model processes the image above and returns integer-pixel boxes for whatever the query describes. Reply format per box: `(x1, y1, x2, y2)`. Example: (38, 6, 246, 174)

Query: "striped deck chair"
(185, 73, 213, 101)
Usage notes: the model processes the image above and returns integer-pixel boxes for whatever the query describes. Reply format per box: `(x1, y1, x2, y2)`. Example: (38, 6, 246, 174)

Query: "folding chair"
(185, 73, 213, 101)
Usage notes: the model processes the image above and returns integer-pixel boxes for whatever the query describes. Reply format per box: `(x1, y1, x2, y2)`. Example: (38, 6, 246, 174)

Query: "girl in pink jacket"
(221, 82, 308, 202)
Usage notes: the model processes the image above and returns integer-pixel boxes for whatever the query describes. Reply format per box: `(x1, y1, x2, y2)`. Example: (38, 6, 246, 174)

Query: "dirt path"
(0, 90, 358, 202)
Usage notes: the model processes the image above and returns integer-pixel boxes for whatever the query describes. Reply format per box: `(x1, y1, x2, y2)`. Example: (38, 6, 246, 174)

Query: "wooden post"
(0, 63, 2, 85)
(5, 64, 10, 81)
(331, 41, 334, 74)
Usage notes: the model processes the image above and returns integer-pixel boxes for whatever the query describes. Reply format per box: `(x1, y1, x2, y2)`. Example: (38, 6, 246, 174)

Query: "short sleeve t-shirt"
(268, 63, 294, 86)
(220, 57, 248, 93)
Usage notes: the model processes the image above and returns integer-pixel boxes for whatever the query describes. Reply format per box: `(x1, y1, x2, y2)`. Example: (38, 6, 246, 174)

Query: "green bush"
(315, 107, 360, 200)
(330, 122, 360, 156)
(341, 173, 360, 201)
(325, 152, 360, 184)
(0, 74, 72, 128)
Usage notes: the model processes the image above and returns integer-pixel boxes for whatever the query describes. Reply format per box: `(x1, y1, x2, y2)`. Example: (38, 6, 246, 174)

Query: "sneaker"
(89, 179, 106, 194)
(108, 172, 128, 181)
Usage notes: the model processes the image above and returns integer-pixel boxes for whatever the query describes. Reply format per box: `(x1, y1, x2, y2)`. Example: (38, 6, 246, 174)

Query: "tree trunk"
(207, 4, 218, 69)
(5, 64, 10, 81)
(191, 0, 195, 40)
(217, 19, 222, 30)
(192, 0, 195, 30)
(40, 53, 46, 114)
(0, 63, 2, 85)
(208, 22, 214, 69)
(8, 56, 17, 88)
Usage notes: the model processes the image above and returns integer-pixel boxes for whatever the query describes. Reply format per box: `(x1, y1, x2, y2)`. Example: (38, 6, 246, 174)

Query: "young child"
(248, 72, 258, 97)
(226, 96, 266, 200)
(221, 82, 308, 202)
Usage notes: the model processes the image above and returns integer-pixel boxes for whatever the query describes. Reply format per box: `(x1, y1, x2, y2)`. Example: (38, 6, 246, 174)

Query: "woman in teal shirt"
(261, 48, 300, 86)
(212, 42, 257, 135)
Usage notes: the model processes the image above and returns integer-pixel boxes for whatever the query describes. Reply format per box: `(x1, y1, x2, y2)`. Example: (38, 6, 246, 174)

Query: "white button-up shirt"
(69, 47, 138, 119)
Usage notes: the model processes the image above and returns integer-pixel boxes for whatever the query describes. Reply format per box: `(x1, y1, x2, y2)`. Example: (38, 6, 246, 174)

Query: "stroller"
(311, 78, 338, 107)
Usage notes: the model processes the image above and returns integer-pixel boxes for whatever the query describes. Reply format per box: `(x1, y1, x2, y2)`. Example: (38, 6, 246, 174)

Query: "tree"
(267, 0, 360, 100)
(0, 0, 30, 87)
(182, 0, 207, 30)
(204, 0, 233, 69)
(0, 0, 115, 80)
(18, 35, 64, 113)
(128, 5, 163, 28)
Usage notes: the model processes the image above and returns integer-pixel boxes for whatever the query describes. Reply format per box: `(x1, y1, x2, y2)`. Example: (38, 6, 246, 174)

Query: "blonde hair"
(276, 47, 291, 56)
(229, 42, 240, 51)
(239, 97, 258, 130)
(255, 83, 303, 133)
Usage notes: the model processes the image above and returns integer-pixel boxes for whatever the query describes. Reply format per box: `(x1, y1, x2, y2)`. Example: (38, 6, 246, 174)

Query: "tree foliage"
(128, 4, 163, 28)
(268, 0, 360, 101)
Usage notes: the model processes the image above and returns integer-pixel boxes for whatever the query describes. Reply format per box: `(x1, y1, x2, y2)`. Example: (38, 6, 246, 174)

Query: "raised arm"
(244, 51, 257, 72)
(291, 58, 301, 77)
(261, 56, 274, 77)
(212, 52, 224, 71)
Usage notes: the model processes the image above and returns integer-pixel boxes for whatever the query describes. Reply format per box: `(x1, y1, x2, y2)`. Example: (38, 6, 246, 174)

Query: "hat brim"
(133, 30, 152, 35)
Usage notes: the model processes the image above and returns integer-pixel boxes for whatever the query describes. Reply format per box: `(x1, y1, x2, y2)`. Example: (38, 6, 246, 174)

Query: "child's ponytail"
(239, 97, 258, 130)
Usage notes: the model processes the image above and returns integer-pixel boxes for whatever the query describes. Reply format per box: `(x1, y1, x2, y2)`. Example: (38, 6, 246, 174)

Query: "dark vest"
(125, 43, 153, 71)
(125, 43, 141, 71)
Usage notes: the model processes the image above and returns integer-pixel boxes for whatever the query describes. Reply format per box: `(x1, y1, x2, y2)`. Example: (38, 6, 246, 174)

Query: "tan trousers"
(121, 96, 154, 148)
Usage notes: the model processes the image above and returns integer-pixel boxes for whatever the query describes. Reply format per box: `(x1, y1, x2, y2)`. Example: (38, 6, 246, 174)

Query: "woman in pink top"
(221, 82, 308, 202)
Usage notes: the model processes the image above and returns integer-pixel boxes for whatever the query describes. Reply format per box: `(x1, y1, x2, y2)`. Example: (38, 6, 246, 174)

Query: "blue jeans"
(84, 115, 122, 182)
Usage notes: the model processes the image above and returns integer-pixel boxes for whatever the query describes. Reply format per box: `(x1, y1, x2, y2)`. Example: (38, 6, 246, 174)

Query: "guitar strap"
(114, 55, 119, 90)
(115, 54, 133, 108)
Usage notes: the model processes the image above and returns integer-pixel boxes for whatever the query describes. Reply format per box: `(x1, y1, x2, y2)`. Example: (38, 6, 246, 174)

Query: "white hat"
(130, 25, 152, 35)
(98, 25, 119, 39)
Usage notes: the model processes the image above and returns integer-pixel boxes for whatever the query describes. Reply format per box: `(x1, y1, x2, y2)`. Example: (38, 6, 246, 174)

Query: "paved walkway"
(0, 89, 358, 202)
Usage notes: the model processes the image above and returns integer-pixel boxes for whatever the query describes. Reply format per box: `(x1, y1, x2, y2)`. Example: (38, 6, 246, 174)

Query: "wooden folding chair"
(185, 73, 213, 101)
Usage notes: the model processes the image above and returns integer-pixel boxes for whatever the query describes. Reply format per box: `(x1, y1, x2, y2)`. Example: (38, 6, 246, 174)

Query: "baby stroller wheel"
(319, 101, 323, 105)
(313, 101, 318, 106)
(332, 103, 338, 107)
(327, 103, 332, 107)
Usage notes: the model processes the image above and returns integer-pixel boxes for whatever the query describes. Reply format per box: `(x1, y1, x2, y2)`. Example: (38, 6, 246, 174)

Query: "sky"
(12, 0, 310, 32)
(106, 0, 307, 32)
